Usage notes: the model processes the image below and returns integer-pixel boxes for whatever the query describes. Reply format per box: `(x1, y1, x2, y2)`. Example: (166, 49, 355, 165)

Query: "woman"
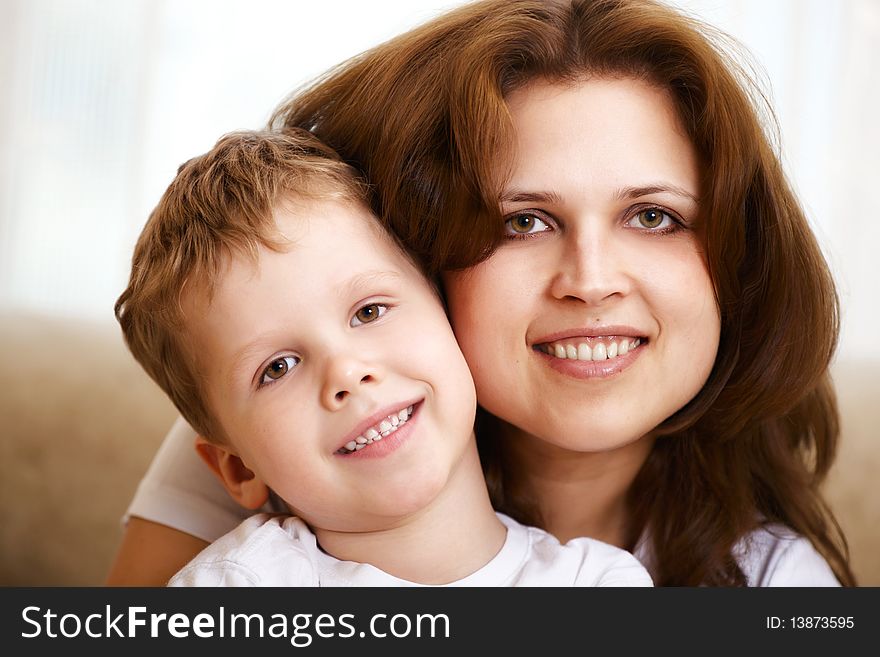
(108, 0, 853, 586)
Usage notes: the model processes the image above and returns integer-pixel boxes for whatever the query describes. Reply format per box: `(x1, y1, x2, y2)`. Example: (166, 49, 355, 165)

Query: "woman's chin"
(510, 415, 658, 455)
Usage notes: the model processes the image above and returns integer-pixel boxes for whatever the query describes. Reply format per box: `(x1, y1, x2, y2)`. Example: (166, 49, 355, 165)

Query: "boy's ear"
(195, 436, 270, 510)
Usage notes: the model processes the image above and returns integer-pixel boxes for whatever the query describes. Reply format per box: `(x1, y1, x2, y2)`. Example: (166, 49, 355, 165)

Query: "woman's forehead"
(499, 77, 698, 198)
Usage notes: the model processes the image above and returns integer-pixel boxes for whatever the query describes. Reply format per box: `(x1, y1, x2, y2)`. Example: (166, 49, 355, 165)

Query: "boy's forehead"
(183, 196, 430, 326)
(275, 194, 380, 237)
(273, 196, 419, 271)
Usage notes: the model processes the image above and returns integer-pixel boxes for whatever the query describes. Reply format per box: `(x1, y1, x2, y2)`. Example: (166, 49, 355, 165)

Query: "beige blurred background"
(1, 0, 877, 585)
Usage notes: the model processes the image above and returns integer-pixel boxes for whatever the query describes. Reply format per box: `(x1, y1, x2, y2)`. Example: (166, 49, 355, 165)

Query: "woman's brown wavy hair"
(273, 0, 854, 585)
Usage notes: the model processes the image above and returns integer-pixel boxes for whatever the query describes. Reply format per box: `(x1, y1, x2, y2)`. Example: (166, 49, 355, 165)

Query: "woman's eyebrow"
(616, 184, 699, 203)
(498, 190, 564, 205)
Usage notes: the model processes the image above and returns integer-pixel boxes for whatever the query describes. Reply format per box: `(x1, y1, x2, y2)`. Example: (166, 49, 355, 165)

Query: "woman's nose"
(548, 230, 632, 306)
(320, 354, 383, 411)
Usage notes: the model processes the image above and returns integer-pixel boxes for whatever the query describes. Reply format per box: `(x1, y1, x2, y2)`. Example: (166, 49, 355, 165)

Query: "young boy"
(116, 129, 652, 586)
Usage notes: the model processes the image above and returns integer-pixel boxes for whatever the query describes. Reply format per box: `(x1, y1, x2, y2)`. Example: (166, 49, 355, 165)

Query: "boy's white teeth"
(540, 338, 641, 362)
(337, 405, 415, 454)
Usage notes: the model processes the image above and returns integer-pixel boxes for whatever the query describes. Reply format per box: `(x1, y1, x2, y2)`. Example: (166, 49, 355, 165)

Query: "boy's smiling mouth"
(335, 401, 420, 455)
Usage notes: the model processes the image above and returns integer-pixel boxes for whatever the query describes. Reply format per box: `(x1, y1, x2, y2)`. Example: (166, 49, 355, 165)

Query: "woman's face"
(443, 77, 721, 452)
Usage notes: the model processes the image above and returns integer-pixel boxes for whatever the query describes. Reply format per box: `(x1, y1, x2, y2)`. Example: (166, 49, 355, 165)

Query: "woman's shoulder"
(733, 524, 840, 587)
(633, 523, 841, 586)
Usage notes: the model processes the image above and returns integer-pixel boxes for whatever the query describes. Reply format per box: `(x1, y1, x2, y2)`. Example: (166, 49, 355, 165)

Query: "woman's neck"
(312, 439, 507, 584)
(500, 423, 654, 549)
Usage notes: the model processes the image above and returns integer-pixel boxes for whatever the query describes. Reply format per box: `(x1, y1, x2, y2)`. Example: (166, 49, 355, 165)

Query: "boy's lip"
(334, 397, 424, 454)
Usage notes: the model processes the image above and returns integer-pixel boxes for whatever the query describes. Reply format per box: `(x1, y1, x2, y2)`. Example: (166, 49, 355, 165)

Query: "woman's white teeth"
(542, 338, 641, 361)
(338, 405, 415, 454)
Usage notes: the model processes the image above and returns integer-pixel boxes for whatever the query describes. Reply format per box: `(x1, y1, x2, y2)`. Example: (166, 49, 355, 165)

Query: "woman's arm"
(105, 517, 209, 586)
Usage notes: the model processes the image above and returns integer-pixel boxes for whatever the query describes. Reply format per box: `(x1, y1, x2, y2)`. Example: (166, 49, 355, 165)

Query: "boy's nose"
(320, 355, 383, 411)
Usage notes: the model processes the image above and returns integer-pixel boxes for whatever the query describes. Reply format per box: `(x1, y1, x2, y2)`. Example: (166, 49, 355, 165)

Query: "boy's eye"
(504, 212, 551, 236)
(350, 303, 387, 327)
(260, 356, 300, 386)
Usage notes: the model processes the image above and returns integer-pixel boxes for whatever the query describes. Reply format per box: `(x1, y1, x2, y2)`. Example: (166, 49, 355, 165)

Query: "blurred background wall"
(1, 0, 878, 357)
(0, 0, 877, 584)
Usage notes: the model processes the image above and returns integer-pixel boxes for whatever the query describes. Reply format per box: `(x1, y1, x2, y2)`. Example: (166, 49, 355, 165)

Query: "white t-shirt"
(167, 512, 653, 587)
(631, 525, 840, 587)
(132, 417, 840, 587)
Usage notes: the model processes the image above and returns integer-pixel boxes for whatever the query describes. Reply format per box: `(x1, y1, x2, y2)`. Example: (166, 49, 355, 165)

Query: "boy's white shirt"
(167, 512, 653, 587)
(133, 418, 841, 587)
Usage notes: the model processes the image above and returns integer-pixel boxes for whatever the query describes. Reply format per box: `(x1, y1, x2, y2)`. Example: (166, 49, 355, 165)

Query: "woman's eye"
(259, 356, 299, 386)
(503, 212, 551, 237)
(628, 207, 676, 230)
(350, 303, 387, 327)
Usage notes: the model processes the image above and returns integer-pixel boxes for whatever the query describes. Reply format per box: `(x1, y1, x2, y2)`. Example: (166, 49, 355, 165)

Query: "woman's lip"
(536, 340, 645, 379)
(334, 397, 424, 453)
(532, 325, 647, 344)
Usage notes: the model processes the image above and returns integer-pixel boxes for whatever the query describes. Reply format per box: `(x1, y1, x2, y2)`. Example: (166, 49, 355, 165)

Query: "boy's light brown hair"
(115, 128, 368, 442)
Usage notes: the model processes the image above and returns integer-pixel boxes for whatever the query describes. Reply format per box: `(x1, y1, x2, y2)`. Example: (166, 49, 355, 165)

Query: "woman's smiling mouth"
(536, 336, 643, 361)
(532, 331, 648, 379)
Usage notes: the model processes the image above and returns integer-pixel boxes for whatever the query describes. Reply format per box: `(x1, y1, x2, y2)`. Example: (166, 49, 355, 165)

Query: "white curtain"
(1, 0, 877, 361)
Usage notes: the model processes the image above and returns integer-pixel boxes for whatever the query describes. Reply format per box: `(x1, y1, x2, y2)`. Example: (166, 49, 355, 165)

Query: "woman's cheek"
(445, 252, 527, 336)
(443, 264, 526, 412)
(444, 268, 498, 359)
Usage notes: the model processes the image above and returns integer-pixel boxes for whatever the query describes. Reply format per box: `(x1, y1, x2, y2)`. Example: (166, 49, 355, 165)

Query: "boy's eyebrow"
(228, 334, 285, 387)
(339, 269, 403, 299)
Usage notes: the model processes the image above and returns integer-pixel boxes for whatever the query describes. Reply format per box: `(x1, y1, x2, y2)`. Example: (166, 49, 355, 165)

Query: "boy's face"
(186, 198, 477, 533)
